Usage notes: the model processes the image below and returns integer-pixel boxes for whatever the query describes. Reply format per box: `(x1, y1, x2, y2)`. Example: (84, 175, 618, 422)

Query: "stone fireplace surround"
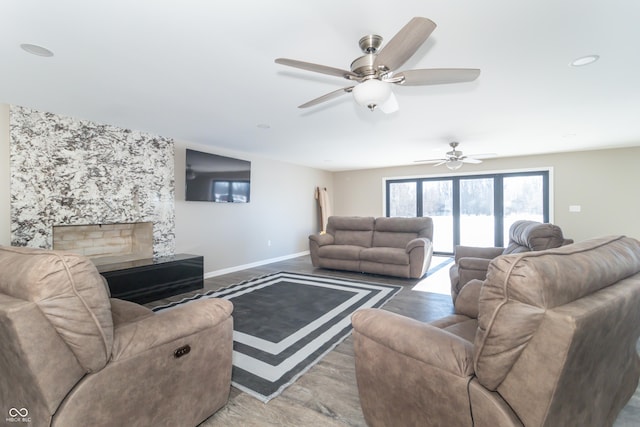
(9, 105, 175, 258)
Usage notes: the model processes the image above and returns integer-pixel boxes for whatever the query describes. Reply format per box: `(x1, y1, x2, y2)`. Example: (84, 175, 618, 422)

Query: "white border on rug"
(153, 271, 402, 403)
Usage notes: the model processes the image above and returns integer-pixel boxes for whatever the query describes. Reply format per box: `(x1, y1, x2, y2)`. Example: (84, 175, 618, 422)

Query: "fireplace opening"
(52, 222, 153, 266)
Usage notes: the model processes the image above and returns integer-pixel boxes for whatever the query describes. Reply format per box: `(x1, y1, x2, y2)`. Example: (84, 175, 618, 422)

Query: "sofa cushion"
(318, 244, 364, 261)
(110, 298, 154, 327)
(334, 230, 374, 247)
(360, 247, 409, 265)
(474, 235, 640, 390)
(442, 318, 478, 343)
(327, 216, 375, 231)
(372, 231, 418, 249)
(0, 246, 113, 373)
(372, 217, 433, 248)
(327, 216, 374, 247)
(374, 216, 433, 235)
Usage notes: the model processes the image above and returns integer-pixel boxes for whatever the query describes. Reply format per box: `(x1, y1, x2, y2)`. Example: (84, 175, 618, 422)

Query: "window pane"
(422, 180, 453, 253)
(460, 178, 494, 246)
(212, 181, 230, 202)
(503, 175, 544, 245)
(231, 182, 250, 202)
(389, 182, 417, 217)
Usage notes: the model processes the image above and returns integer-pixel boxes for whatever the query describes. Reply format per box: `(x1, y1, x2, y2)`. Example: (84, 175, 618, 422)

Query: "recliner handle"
(174, 345, 191, 358)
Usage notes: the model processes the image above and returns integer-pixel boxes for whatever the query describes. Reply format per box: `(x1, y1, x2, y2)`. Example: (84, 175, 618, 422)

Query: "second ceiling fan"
(275, 17, 480, 113)
(415, 142, 495, 170)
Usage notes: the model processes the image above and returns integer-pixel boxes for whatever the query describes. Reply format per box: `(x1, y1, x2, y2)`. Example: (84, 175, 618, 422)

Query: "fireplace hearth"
(52, 222, 153, 266)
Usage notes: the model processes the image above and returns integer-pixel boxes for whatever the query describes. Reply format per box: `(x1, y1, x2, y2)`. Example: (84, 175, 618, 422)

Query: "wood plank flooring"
(145, 255, 640, 427)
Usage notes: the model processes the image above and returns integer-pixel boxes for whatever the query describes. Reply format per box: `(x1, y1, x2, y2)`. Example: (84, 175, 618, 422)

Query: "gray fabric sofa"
(352, 235, 640, 426)
(0, 246, 233, 427)
(309, 216, 433, 279)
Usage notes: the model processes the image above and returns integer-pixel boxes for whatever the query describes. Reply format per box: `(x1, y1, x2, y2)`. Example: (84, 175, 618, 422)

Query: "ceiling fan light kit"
(352, 79, 392, 111)
(275, 17, 480, 113)
(445, 159, 463, 170)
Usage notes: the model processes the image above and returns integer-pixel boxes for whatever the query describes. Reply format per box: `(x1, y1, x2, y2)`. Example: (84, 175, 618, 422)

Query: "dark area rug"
(153, 271, 401, 402)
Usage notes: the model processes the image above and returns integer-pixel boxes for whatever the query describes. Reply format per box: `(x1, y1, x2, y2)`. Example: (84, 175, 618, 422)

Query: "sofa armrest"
(454, 258, 493, 298)
(406, 238, 433, 279)
(309, 233, 334, 246)
(405, 237, 430, 253)
(454, 245, 504, 262)
(454, 279, 483, 318)
(458, 256, 493, 272)
(111, 298, 233, 361)
(352, 308, 474, 377)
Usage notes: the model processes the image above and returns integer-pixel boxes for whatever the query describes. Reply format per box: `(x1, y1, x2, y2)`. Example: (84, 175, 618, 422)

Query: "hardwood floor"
(145, 255, 640, 427)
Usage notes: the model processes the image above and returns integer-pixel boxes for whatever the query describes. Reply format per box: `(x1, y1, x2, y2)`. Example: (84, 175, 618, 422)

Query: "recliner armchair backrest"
(0, 246, 113, 372)
(474, 236, 640, 426)
(503, 220, 567, 254)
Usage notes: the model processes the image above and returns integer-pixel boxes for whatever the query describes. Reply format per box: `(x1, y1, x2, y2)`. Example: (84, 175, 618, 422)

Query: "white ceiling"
(2, 0, 639, 171)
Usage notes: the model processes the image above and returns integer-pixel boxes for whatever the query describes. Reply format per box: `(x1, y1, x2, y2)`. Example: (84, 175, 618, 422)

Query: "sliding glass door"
(460, 177, 494, 247)
(388, 181, 417, 217)
(422, 180, 454, 253)
(385, 171, 549, 254)
(502, 174, 546, 245)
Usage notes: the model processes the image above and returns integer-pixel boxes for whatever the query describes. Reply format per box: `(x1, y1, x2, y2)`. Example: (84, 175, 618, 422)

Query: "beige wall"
(174, 140, 333, 275)
(0, 104, 9, 246)
(333, 146, 640, 242)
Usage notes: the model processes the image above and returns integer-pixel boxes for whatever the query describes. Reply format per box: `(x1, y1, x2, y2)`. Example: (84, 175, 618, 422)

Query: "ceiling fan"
(415, 142, 493, 170)
(275, 17, 480, 113)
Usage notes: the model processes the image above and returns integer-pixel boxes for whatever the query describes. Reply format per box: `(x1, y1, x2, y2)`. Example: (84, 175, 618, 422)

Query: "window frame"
(384, 168, 552, 254)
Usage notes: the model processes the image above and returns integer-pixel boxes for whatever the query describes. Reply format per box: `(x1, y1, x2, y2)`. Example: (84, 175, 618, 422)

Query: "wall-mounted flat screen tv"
(185, 149, 251, 203)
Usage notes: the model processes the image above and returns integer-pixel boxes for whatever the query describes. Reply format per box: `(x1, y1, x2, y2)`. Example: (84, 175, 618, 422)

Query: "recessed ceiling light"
(570, 55, 599, 67)
(20, 43, 54, 57)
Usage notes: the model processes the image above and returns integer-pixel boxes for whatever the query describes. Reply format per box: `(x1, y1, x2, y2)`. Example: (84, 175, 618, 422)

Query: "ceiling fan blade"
(275, 58, 357, 80)
(374, 17, 436, 72)
(468, 153, 498, 159)
(461, 157, 482, 164)
(379, 92, 399, 114)
(432, 160, 447, 167)
(395, 68, 481, 86)
(413, 158, 444, 164)
(298, 86, 354, 108)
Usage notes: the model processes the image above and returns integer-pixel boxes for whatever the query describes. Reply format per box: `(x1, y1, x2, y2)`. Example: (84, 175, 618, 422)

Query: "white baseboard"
(204, 251, 310, 279)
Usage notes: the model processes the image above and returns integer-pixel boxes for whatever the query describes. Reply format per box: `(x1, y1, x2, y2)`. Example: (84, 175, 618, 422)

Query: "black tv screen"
(185, 149, 251, 202)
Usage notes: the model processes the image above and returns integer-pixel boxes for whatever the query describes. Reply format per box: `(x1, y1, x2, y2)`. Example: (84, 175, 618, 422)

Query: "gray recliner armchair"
(0, 246, 233, 427)
(450, 220, 572, 303)
(352, 235, 640, 427)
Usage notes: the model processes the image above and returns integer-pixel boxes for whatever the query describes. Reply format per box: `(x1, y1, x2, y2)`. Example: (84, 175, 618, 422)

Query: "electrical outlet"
(569, 205, 581, 213)
(267, 240, 272, 247)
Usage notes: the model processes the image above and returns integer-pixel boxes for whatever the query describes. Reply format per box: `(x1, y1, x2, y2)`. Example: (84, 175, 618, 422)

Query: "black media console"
(98, 253, 203, 304)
